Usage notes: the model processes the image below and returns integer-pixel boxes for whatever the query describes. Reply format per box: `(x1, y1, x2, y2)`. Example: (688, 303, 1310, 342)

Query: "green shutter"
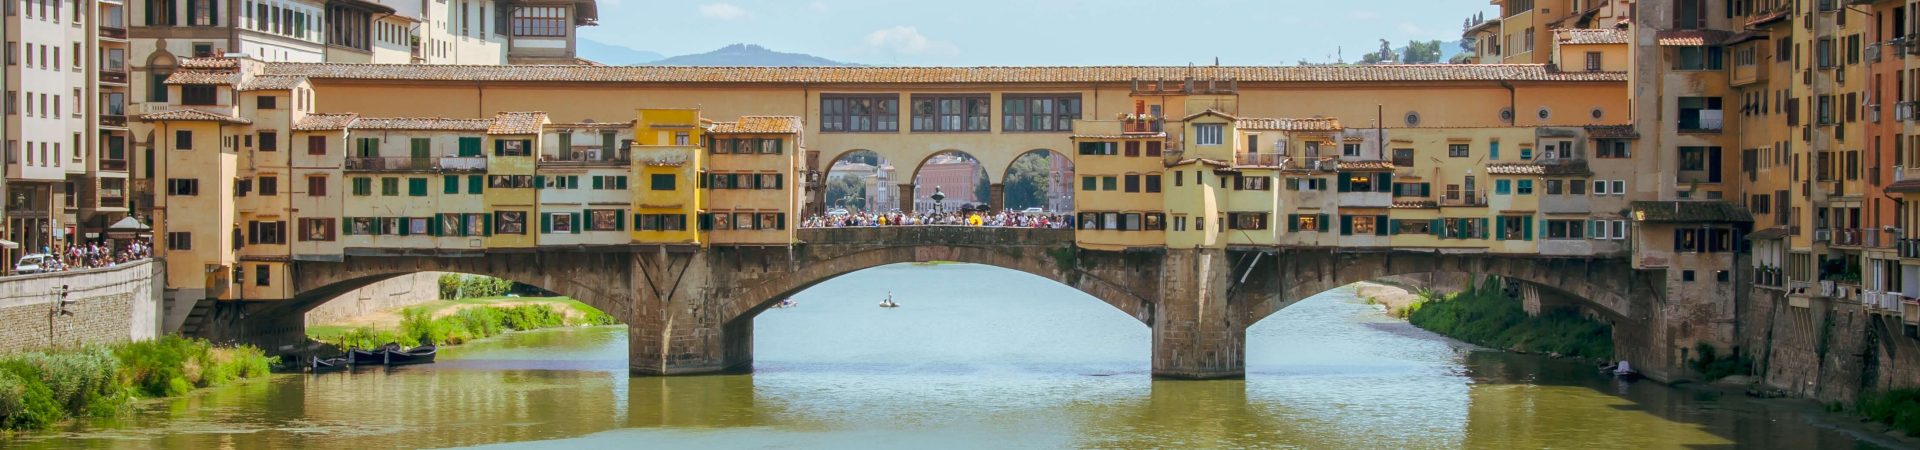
(541, 213, 553, 233)
(1525, 219, 1536, 241)
(571, 213, 582, 234)
(777, 213, 787, 230)
(1336, 173, 1352, 192)
(494, 139, 505, 156)
(427, 216, 440, 236)
(614, 210, 627, 231)
(1490, 141, 1500, 160)
(699, 213, 713, 230)
(569, 175, 580, 189)
(444, 175, 459, 194)
(1318, 214, 1329, 231)
(1376, 215, 1390, 236)
(483, 214, 494, 236)
(592, 176, 604, 189)
(1420, 183, 1432, 197)
(398, 218, 411, 236)
(1478, 218, 1490, 239)
(1287, 214, 1299, 232)
(1431, 219, 1445, 239)
(342, 218, 352, 235)
(1340, 215, 1354, 235)
(774, 173, 784, 188)
(459, 137, 482, 156)
(468, 175, 484, 194)
(1376, 173, 1392, 192)
(409, 178, 427, 196)
(1589, 219, 1600, 238)
(534, 175, 547, 189)
(1494, 216, 1507, 240)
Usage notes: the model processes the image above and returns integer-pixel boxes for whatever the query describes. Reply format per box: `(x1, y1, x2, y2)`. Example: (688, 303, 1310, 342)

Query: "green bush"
(0, 337, 272, 431)
(1860, 389, 1920, 436)
(576, 308, 618, 326)
(1686, 342, 1753, 381)
(1406, 277, 1613, 360)
(439, 274, 513, 300)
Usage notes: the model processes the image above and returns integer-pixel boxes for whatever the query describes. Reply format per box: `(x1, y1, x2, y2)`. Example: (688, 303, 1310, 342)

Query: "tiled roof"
(547, 122, 632, 130)
(1236, 117, 1342, 131)
(709, 116, 802, 134)
(261, 63, 1629, 84)
(351, 117, 491, 131)
(1486, 163, 1545, 175)
(488, 111, 548, 135)
(1338, 160, 1395, 171)
(1656, 29, 1734, 47)
(237, 75, 307, 91)
(1465, 18, 1502, 35)
(1183, 109, 1237, 121)
(1746, 10, 1789, 28)
(1392, 200, 1438, 209)
(1538, 159, 1592, 176)
(1888, 179, 1920, 193)
(1585, 125, 1640, 139)
(1071, 132, 1167, 139)
(1631, 200, 1753, 223)
(1746, 227, 1790, 240)
(1558, 28, 1629, 45)
(165, 70, 239, 85)
(178, 57, 238, 70)
(1724, 31, 1768, 45)
(293, 113, 359, 131)
(138, 109, 252, 124)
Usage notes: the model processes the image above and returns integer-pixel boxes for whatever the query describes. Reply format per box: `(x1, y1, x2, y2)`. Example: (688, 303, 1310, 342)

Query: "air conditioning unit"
(1870, 44, 1884, 63)
(1816, 228, 1833, 242)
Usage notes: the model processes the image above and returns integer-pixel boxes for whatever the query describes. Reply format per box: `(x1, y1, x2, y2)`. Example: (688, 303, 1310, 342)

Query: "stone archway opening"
(908, 150, 991, 213)
(1002, 149, 1075, 213)
(821, 149, 899, 214)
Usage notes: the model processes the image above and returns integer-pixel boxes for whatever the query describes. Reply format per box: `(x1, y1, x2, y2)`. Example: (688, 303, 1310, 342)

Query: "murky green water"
(8, 264, 1898, 449)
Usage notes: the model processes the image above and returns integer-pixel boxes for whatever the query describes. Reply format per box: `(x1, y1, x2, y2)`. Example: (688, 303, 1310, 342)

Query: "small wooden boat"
(385, 343, 438, 366)
(348, 347, 386, 366)
(879, 293, 899, 308)
(310, 356, 349, 373)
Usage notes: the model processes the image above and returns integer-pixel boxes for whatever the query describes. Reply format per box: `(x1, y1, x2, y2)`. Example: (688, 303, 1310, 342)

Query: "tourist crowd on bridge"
(51, 239, 152, 272)
(802, 211, 1075, 229)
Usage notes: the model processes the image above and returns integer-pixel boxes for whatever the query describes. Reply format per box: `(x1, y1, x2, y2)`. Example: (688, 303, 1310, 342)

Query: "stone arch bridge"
(204, 227, 1663, 379)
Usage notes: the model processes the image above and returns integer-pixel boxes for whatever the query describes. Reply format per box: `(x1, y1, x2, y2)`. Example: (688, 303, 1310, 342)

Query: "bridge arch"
(821, 149, 899, 213)
(1242, 249, 1654, 327)
(907, 150, 992, 212)
(1000, 149, 1074, 212)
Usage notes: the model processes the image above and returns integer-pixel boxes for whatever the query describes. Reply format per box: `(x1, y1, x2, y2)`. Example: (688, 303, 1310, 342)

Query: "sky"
(580, 0, 1500, 66)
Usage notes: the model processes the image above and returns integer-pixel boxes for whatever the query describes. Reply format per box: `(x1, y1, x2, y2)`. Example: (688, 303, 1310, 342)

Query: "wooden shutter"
(1287, 214, 1299, 232)
(1376, 215, 1390, 236)
(571, 213, 582, 234)
(444, 175, 459, 194)
(1340, 215, 1354, 235)
(1494, 216, 1507, 240)
(540, 213, 552, 234)
(592, 176, 604, 189)
(1336, 173, 1352, 192)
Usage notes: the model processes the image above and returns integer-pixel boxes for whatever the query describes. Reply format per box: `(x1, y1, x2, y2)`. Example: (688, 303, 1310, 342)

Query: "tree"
(823, 175, 867, 212)
(1402, 40, 1444, 64)
(1360, 39, 1398, 64)
(974, 168, 992, 209)
(1003, 152, 1054, 210)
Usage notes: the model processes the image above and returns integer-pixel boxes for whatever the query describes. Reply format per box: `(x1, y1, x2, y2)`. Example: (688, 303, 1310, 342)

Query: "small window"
(256, 95, 277, 109)
(1195, 124, 1224, 145)
(650, 173, 676, 190)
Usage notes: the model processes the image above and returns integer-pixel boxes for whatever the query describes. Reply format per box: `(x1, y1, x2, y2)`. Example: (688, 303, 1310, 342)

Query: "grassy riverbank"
(309, 297, 617, 350)
(0, 337, 273, 432)
(1400, 278, 1613, 360)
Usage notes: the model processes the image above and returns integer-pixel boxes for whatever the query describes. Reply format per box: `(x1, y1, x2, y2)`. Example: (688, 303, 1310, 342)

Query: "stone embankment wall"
(304, 272, 444, 326)
(0, 260, 162, 353)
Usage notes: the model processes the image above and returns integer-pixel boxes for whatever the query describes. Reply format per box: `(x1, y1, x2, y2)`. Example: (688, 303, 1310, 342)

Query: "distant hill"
(649, 44, 857, 67)
(576, 39, 665, 65)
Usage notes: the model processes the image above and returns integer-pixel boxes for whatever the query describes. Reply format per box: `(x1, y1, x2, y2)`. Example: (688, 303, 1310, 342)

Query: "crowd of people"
(46, 239, 152, 272)
(801, 210, 1075, 229)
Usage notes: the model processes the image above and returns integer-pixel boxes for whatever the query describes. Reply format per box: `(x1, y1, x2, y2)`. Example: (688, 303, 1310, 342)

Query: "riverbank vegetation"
(1403, 277, 1614, 360)
(309, 296, 614, 350)
(1857, 389, 1920, 436)
(0, 337, 272, 432)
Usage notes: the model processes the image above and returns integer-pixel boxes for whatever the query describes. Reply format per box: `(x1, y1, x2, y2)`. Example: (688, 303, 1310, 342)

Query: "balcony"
(539, 150, 630, 166)
(440, 157, 487, 172)
(100, 69, 128, 85)
(1235, 153, 1285, 167)
(1440, 190, 1489, 207)
(1755, 266, 1785, 287)
(99, 159, 128, 172)
(100, 115, 126, 129)
(99, 26, 127, 40)
(1903, 238, 1920, 258)
(1835, 228, 1864, 247)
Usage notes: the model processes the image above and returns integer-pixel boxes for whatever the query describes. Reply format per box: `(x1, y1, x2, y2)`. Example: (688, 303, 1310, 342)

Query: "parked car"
(14, 253, 54, 275)
(1022, 207, 1045, 213)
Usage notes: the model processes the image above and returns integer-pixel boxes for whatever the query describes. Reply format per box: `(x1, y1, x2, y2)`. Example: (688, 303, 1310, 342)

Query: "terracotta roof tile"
(178, 57, 239, 70)
(1071, 133, 1167, 139)
(1538, 159, 1593, 176)
(1486, 163, 1546, 175)
(1558, 28, 1629, 45)
(237, 75, 307, 91)
(352, 117, 491, 131)
(1337, 160, 1395, 171)
(165, 70, 239, 85)
(1236, 117, 1342, 131)
(708, 116, 802, 134)
(547, 122, 632, 130)
(1746, 10, 1789, 28)
(1585, 125, 1640, 139)
(1656, 29, 1734, 47)
(293, 113, 359, 131)
(138, 109, 252, 124)
(261, 63, 1628, 84)
(488, 111, 548, 135)
(1182, 109, 1237, 121)
(1392, 200, 1438, 209)
(1632, 200, 1753, 223)
(1889, 179, 1920, 193)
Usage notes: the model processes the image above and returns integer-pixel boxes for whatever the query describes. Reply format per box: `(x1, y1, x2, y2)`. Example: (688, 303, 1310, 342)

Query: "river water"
(10, 263, 1901, 449)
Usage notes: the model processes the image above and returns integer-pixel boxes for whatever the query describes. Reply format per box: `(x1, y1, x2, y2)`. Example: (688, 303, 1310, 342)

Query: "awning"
(108, 216, 150, 232)
(0, 239, 17, 249)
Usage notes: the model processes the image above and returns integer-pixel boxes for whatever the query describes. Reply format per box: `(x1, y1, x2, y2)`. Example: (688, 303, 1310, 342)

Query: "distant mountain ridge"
(578, 41, 857, 67)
